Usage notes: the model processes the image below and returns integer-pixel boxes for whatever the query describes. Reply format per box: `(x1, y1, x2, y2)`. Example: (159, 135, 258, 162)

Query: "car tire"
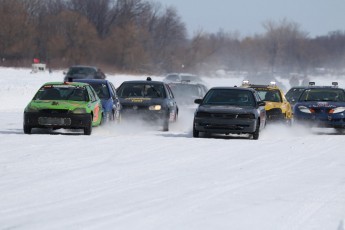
(162, 113, 169, 131)
(23, 125, 32, 134)
(193, 125, 199, 138)
(173, 111, 178, 122)
(110, 110, 115, 121)
(84, 115, 92, 135)
(335, 128, 345, 134)
(252, 120, 260, 140)
(116, 112, 122, 124)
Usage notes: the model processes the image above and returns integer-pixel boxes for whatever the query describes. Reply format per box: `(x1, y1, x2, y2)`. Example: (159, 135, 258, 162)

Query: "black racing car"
(63, 65, 106, 82)
(193, 87, 266, 139)
(116, 78, 178, 131)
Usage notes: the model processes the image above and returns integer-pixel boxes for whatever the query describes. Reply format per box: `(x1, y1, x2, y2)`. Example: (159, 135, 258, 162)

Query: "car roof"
(168, 81, 206, 86)
(73, 79, 109, 84)
(43, 81, 90, 87)
(210, 86, 256, 92)
(68, 65, 99, 70)
(121, 80, 165, 84)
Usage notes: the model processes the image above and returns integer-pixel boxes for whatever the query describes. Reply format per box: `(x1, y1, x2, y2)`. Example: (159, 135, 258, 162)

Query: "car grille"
(196, 112, 255, 119)
(40, 109, 70, 114)
(122, 105, 149, 110)
(266, 108, 282, 115)
(38, 117, 71, 126)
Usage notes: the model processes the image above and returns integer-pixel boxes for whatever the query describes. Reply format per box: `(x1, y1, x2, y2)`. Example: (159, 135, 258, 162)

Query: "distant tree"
(150, 6, 187, 72)
(67, 0, 116, 37)
(262, 19, 308, 73)
(0, 0, 34, 63)
(44, 10, 99, 65)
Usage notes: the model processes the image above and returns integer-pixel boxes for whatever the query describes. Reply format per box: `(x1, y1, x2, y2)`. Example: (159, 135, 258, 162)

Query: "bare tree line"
(0, 0, 344, 75)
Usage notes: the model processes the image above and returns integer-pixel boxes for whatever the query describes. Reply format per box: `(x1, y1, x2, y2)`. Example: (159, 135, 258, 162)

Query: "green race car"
(24, 82, 103, 135)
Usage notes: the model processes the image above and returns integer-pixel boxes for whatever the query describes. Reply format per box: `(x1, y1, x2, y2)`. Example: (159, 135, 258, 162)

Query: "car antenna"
(146, 76, 152, 81)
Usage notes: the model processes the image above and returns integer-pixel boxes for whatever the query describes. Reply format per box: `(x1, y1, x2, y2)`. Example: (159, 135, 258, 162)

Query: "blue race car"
(72, 79, 121, 122)
(293, 82, 345, 132)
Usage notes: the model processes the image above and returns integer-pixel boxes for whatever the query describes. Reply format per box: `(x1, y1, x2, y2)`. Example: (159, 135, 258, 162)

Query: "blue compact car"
(293, 82, 345, 132)
(73, 79, 121, 122)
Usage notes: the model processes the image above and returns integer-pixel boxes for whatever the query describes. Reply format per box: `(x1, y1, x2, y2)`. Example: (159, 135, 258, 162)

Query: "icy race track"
(0, 67, 345, 230)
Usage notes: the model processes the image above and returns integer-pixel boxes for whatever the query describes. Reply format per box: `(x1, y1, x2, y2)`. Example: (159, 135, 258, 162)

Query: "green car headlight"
(25, 105, 39, 112)
(149, 105, 162, 111)
(72, 108, 87, 114)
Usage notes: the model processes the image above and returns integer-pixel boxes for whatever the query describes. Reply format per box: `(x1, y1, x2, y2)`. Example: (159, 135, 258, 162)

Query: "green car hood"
(25, 100, 89, 111)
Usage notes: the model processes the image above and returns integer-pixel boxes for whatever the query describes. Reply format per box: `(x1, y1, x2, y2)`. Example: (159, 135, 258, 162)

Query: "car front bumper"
(24, 112, 91, 129)
(194, 117, 257, 134)
(121, 108, 167, 121)
(294, 112, 345, 128)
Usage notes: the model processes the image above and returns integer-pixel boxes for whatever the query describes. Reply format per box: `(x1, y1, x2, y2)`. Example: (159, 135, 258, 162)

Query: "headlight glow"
(329, 107, 345, 114)
(298, 106, 312, 113)
(149, 105, 162, 111)
(72, 108, 87, 114)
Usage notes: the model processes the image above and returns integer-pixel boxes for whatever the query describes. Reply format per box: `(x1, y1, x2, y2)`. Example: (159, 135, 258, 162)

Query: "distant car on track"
(193, 87, 266, 139)
(116, 78, 178, 131)
(168, 81, 208, 107)
(63, 65, 106, 82)
(242, 80, 293, 124)
(23, 82, 103, 135)
(293, 82, 345, 132)
(73, 79, 121, 123)
(163, 73, 204, 84)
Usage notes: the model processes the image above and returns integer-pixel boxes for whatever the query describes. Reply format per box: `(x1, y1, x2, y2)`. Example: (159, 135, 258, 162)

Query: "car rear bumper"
(24, 112, 91, 129)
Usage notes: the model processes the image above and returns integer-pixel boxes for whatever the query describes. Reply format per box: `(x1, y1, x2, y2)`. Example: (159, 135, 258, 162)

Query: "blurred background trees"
(0, 0, 344, 76)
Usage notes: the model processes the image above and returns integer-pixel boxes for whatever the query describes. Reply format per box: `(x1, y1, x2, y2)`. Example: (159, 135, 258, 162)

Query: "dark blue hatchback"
(73, 79, 121, 122)
(293, 83, 345, 131)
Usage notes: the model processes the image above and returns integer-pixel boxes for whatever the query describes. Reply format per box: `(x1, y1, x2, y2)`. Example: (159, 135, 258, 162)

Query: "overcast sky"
(157, 0, 345, 38)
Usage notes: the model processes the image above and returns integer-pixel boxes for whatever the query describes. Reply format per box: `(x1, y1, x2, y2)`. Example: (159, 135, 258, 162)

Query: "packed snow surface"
(1, 67, 345, 230)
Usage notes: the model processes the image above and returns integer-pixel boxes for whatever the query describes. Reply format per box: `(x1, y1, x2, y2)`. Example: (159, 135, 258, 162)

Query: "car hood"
(120, 97, 164, 105)
(197, 104, 254, 113)
(26, 100, 87, 110)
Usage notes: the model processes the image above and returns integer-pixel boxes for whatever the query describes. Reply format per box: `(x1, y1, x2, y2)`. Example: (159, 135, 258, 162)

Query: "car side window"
(109, 82, 117, 97)
(166, 85, 174, 99)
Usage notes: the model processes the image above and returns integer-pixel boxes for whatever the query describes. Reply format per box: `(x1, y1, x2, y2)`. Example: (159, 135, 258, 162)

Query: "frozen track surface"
(0, 68, 345, 230)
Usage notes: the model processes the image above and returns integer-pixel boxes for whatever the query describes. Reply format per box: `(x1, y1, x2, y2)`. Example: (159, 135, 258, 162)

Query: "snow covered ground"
(1, 67, 345, 230)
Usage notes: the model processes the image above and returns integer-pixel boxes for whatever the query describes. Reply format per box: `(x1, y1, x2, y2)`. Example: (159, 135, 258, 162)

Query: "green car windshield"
(299, 88, 345, 102)
(203, 89, 255, 106)
(34, 85, 89, 101)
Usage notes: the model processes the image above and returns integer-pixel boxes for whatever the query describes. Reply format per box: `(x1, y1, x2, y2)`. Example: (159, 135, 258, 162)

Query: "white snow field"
(0, 67, 345, 230)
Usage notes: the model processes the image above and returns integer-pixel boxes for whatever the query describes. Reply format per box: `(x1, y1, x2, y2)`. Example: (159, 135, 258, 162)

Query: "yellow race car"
(242, 80, 293, 123)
